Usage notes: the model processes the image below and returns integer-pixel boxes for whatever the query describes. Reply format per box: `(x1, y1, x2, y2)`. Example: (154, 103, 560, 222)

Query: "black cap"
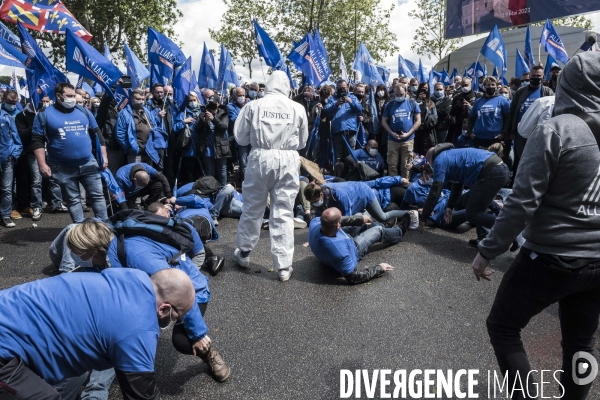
(207, 94, 220, 106)
(550, 65, 562, 72)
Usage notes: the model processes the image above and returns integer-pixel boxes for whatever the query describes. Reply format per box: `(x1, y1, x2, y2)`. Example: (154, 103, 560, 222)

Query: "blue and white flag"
(113, 84, 131, 111)
(540, 19, 569, 64)
(82, 81, 94, 98)
(480, 25, 507, 76)
(65, 28, 122, 96)
(253, 19, 284, 69)
(0, 38, 24, 68)
(404, 58, 418, 77)
(147, 27, 186, 80)
(449, 68, 459, 82)
(313, 29, 331, 78)
(466, 61, 485, 79)
(75, 75, 83, 89)
(441, 68, 450, 86)
(217, 43, 240, 90)
(287, 31, 331, 86)
(198, 42, 218, 89)
(173, 57, 193, 112)
(0, 21, 20, 49)
(340, 53, 349, 81)
(543, 54, 559, 81)
(352, 42, 384, 86)
(417, 59, 426, 83)
(124, 42, 150, 89)
(397, 54, 414, 79)
(376, 65, 390, 83)
(515, 48, 530, 79)
(524, 24, 535, 68)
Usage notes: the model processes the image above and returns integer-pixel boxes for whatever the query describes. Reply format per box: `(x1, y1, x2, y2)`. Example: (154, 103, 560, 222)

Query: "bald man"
(308, 207, 410, 284)
(115, 162, 174, 209)
(0, 268, 195, 399)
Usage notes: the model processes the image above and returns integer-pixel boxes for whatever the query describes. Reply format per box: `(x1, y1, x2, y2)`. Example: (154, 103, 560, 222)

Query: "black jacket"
(195, 108, 231, 159)
(509, 85, 554, 135)
(14, 109, 36, 154)
(434, 96, 452, 131)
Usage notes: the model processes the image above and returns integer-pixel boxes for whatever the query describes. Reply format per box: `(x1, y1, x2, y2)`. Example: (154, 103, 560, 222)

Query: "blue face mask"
(4, 104, 16, 112)
(313, 199, 324, 207)
(70, 252, 93, 268)
(395, 96, 406, 103)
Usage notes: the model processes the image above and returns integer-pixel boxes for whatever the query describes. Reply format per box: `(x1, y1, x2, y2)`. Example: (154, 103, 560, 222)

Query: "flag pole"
(538, 44, 541, 66)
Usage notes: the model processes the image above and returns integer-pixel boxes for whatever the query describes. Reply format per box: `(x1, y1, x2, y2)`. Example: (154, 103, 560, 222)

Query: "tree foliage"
(210, 0, 399, 80)
(535, 15, 593, 30)
(6, 0, 182, 67)
(408, 0, 463, 62)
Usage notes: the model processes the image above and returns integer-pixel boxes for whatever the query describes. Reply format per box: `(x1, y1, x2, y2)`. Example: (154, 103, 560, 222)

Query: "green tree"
(535, 15, 593, 30)
(8, 0, 182, 67)
(409, 0, 463, 62)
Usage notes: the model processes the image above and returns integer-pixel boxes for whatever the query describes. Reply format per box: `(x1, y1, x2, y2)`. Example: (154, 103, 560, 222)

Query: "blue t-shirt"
(177, 207, 219, 241)
(364, 176, 404, 210)
(108, 236, 210, 340)
(321, 182, 375, 216)
(469, 96, 510, 139)
(0, 269, 158, 384)
(354, 148, 384, 172)
(32, 105, 99, 167)
(383, 99, 420, 142)
(403, 179, 451, 226)
(308, 217, 359, 276)
(517, 87, 541, 125)
(175, 182, 215, 210)
(433, 148, 494, 188)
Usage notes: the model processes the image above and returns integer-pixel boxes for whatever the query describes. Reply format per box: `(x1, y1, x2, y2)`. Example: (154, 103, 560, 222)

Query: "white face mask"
(236, 96, 245, 105)
(377, 91, 385, 98)
(61, 96, 76, 109)
(501, 93, 510, 99)
(313, 199, 324, 207)
(461, 86, 471, 93)
(368, 148, 378, 157)
(189, 101, 198, 108)
(433, 90, 445, 98)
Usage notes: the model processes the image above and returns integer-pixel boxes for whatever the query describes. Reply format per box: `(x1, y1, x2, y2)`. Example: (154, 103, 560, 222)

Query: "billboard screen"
(445, 0, 600, 39)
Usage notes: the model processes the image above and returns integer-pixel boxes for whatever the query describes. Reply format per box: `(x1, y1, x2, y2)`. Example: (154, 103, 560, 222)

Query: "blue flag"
(198, 42, 218, 89)
(404, 59, 418, 77)
(356, 122, 367, 148)
(124, 42, 150, 89)
(449, 68, 459, 82)
(113, 84, 131, 111)
(480, 25, 507, 76)
(540, 19, 569, 64)
(352, 43, 384, 86)
(147, 27, 186, 80)
(287, 32, 331, 86)
(417, 59, 426, 83)
(543, 54, 559, 81)
(173, 57, 193, 112)
(524, 24, 535, 68)
(376, 65, 390, 83)
(217, 43, 240, 90)
(515, 48, 530, 79)
(104, 43, 110, 59)
(17, 22, 67, 104)
(397, 54, 414, 79)
(65, 29, 122, 96)
(440, 68, 450, 86)
(368, 82, 379, 135)
(313, 29, 331, 77)
(82, 82, 95, 98)
(190, 71, 202, 98)
(253, 19, 284, 69)
(428, 70, 435, 95)
(492, 66, 499, 78)
(149, 63, 169, 86)
(0, 21, 20, 49)
(0, 39, 24, 68)
(75, 75, 83, 89)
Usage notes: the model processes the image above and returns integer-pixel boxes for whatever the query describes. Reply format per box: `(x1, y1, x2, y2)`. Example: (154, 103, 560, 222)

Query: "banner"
(147, 27, 185, 79)
(397, 54, 414, 79)
(480, 25, 507, 76)
(445, 0, 600, 39)
(287, 31, 331, 86)
(540, 19, 569, 64)
(172, 56, 193, 112)
(0, 0, 92, 41)
(124, 42, 149, 89)
(352, 42, 384, 86)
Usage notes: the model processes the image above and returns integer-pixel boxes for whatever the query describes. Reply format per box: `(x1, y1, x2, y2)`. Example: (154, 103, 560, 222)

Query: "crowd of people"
(1, 47, 600, 399)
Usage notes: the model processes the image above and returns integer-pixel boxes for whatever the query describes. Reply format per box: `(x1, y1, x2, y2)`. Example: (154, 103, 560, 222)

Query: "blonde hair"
(66, 220, 114, 256)
(487, 142, 504, 157)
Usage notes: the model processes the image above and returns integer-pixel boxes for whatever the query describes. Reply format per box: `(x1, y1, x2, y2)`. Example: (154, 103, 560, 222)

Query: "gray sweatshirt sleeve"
(478, 125, 561, 259)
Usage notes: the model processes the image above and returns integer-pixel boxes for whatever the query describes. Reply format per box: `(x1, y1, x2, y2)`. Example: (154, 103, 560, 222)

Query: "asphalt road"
(0, 210, 597, 399)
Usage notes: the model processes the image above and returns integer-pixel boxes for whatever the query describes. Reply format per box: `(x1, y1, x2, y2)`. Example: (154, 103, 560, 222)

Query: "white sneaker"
(32, 208, 42, 221)
(293, 217, 307, 229)
(278, 266, 293, 282)
(409, 210, 419, 230)
(213, 218, 219, 226)
(234, 248, 249, 268)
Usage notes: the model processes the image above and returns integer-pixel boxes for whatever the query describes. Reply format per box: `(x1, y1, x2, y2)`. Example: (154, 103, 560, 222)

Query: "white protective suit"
(234, 71, 309, 270)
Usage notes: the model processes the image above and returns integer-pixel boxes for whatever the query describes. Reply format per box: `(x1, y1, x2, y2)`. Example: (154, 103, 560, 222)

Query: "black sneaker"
(304, 213, 313, 225)
(510, 240, 520, 252)
(468, 238, 481, 248)
(399, 213, 411, 234)
(1, 218, 15, 228)
(206, 256, 225, 276)
(383, 217, 397, 228)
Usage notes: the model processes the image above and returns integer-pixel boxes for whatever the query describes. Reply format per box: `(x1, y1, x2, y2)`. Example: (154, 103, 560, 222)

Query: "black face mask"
(337, 88, 347, 97)
(485, 87, 496, 96)
(551, 75, 558, 82)
(355, 94, 363, 100)
(529, 77, 542, 87)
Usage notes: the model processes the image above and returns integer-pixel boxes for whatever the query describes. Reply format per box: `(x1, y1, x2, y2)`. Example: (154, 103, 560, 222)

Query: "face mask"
(395, 96, 406, 103)
(421, 177, 433, 186)
(132, 101, 144, 110)
(368, 148, 378, 157)
(166, 95, 173, 103)
(433, 90, 445, 98)
(159, 307, 176, 330)
(4, 104, 16, 111)
(529, 78, 542, 87)
(551, 75, 558, 82)
(521, 81, 530, 88)
(70, 252, 93, 268)
(248, 90, 257, 99)
(485, 87, 496, 96)
(304, 92, 312, 99)
(409, 85, 418, 93)
(501, 93, 509, 99)
(257, 91, 265, 98)
(462, 86, 471, 93)
(337, 88, 347, 97)
(462, 129, 468, 136)
(189, 101, 198, 108)
(313, 198, 324, 207)
(60, 96, 76, 109)
(236, 96, 245, 105)
(355, 94, 364, 100)
(377, 91, 385, 98)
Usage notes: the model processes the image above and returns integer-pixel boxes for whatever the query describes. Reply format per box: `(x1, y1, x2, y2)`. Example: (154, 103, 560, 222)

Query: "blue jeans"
(210, 184, 242, 219)
(0, 158, 14, 218)
(203, 156, 227, 187)
(365, 199, 409, 223)
(27, 155, 43, 208)
(342, 222, 403, 259)
(80, 369, 115, 400)
(50, 158, 108, 223)
(237, 144, 250, 181)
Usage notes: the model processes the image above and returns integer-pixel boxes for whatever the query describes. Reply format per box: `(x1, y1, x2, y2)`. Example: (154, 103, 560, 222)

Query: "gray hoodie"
(479, 51, 600, 262)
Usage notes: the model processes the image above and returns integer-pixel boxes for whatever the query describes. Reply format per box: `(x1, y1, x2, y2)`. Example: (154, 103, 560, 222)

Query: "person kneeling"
(308, 207, 411, 284)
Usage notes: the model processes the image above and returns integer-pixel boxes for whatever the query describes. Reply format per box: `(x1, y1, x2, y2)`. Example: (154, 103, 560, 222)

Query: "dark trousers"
(487, 250, 600, 399)
(513, 134, 527, 179)
(172, 303, 208, 355)
(14, 154, 30, 210)
(126, 180, 167, 208)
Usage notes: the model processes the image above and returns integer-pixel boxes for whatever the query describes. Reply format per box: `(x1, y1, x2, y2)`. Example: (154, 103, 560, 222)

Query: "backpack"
(108, 209, 195, 267)
(180, 176, 222, 198)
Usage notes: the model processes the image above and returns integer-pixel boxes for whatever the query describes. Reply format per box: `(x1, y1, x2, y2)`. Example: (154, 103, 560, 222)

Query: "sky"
(172, 0, 600, 83)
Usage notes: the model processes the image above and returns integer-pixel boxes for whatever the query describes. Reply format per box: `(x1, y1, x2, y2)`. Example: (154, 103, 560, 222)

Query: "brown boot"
(200, 347, 230, 382)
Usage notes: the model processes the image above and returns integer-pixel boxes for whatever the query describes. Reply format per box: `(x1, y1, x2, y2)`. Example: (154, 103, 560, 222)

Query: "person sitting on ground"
(175, 176, 240, 225)
(64, 219, 230, 396)
(309, 207, 412, 284)
(363, 175, 411, 212)
(304, 181, 419, 229)
(0, 267, 195, 399)
(115, 162, 175, 209)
